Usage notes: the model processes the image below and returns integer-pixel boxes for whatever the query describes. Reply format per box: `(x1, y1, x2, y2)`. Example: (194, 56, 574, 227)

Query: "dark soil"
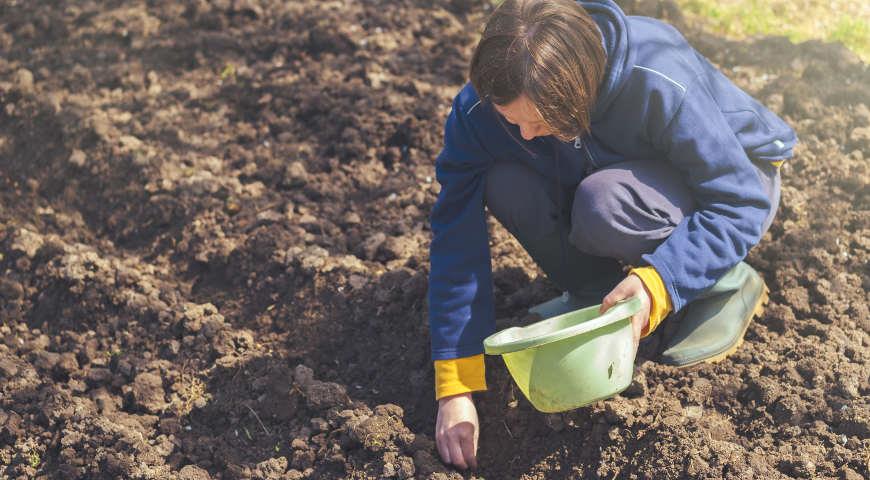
(0, 0, 868, 479)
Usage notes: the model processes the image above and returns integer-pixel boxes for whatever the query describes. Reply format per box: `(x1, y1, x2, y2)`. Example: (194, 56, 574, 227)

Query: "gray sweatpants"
(485, 159, 781, 300)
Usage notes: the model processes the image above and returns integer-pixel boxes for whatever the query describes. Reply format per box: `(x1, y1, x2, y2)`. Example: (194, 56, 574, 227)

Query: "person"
(427, 0, 797, 470)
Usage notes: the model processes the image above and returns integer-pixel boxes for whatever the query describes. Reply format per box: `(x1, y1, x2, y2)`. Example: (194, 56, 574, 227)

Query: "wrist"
(438, 392, 473, 406)
(629, 266, 673, 336)
(630, 273, 652, 328)
(631, 273, 653, 306)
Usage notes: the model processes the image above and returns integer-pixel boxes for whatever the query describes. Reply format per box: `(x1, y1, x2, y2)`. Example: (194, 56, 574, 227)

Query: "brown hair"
(469, 0, 607, 141)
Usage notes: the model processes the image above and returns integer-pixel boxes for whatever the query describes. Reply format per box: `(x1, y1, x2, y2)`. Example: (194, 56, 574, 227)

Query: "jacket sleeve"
(643, 81, 774, 311)
(428, 95, 496, 360)
(434, 354, 487, 400)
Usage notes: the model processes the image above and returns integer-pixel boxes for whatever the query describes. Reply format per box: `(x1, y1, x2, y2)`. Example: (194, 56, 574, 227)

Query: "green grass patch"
(676, 0, 870, 62)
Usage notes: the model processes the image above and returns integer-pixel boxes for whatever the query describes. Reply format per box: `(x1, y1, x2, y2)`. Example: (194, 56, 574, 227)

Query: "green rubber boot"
(659, 262, 769, 367)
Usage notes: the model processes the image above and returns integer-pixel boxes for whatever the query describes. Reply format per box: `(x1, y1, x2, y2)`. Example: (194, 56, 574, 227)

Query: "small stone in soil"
(177, 464, 211, 480)
(284, 161, 309, 187)
(15, 68, 34, 93)
(69, 149, 87, 167)
(132, 372, 167, 413)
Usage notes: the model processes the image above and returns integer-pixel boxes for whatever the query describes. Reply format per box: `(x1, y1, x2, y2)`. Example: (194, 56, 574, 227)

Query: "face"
(493, 94, 554, 141)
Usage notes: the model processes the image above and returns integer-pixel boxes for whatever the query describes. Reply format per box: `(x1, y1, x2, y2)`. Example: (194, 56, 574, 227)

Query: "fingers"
(435, 407, 453, 466)
(459, 426, 478, 470)
(630, 313, 643, 349)
(436, 425, 477, 470)
(600, 279, 631, 313)
(435, 432, 451, 466)
(448, 437, 468, 470)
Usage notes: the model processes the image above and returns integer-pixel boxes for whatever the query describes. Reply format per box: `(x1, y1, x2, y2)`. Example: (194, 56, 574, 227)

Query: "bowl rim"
(483, 296, 642, 355)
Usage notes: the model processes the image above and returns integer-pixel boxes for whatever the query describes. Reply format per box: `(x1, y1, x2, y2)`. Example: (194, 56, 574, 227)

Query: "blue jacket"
(428, 0, 797, 360)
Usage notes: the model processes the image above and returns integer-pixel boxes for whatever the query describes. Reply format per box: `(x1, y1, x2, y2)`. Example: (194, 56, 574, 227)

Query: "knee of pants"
(485, 162, 558, 238)
(570, 160, 703, 263)
(569, 173, 629, 259)
(570, 168, 682, 264)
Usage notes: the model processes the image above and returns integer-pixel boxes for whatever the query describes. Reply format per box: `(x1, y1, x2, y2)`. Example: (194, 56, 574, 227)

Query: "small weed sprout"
(27, 450, 40, 468)
(220, 63, 237, 82)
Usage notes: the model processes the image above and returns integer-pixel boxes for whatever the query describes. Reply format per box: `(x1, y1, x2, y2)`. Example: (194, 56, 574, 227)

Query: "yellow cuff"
(771, 160, 784, 168)
(434, 354, 487, 400)
(630, 266, 673, 337)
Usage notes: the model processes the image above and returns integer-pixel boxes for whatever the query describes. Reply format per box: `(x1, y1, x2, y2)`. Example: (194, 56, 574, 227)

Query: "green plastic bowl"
(483, 297, 641, 413)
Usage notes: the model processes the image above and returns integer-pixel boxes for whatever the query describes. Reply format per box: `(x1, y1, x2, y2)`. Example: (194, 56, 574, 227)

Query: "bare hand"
(435, 392, 479, 470)
(600, 274, 652, 349)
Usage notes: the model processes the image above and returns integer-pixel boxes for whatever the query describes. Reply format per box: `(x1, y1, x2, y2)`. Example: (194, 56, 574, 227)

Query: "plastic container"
(483, 297, 641, 413)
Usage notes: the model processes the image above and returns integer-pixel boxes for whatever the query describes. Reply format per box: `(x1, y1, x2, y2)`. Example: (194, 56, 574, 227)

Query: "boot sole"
(675, 283, 769, 368)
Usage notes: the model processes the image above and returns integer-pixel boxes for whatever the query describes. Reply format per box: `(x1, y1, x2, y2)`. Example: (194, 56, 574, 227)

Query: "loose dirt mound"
(0, 0, 867, 478)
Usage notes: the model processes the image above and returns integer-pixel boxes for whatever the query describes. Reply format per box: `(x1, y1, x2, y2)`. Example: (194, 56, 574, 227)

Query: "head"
(469, 0, 607, 142)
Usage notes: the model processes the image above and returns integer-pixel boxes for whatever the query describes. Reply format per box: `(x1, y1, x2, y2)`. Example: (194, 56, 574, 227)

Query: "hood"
(580, 0, 635, 123)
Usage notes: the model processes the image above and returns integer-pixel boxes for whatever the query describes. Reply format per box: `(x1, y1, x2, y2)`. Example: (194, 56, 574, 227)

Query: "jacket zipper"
(583, 142, 599, 170)
(551, 145, 568, 272)
(574, 136, 599, 170)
